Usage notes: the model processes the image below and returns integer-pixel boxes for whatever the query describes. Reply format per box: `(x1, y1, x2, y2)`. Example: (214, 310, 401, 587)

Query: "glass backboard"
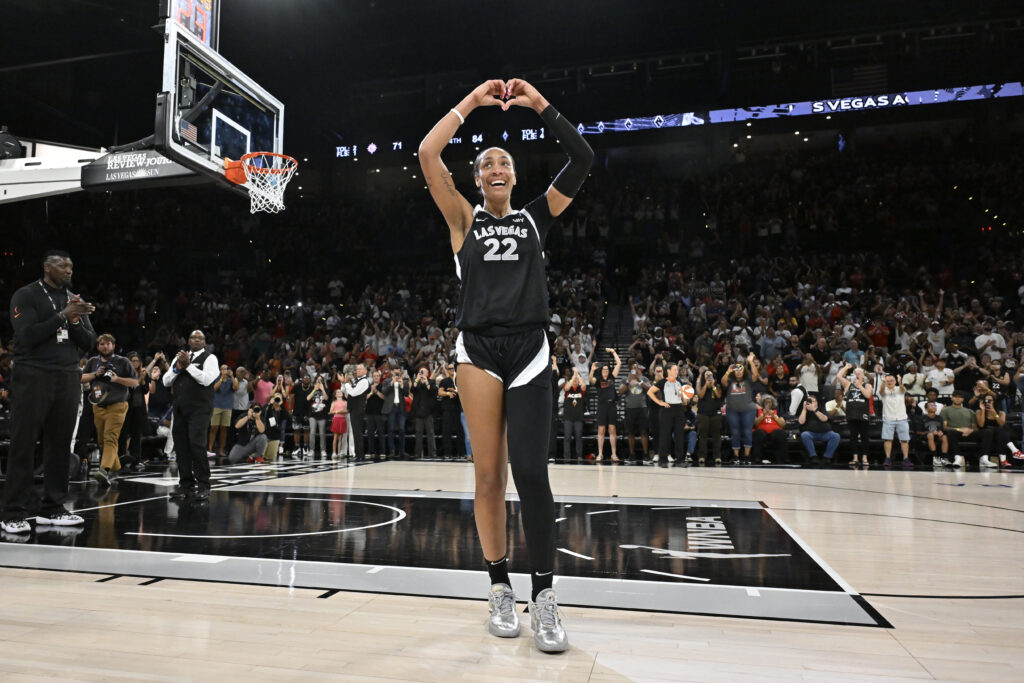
(156, 19, 283, 186)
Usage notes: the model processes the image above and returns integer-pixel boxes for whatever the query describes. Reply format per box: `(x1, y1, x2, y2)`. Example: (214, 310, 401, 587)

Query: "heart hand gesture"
(469, 80, 506, 109)
(502, 78, 548, 113)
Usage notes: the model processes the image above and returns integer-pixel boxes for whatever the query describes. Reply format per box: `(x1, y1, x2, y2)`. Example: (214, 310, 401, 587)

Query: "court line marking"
(641, 569, 711, 582)
(693, 472, 1024, 514)
(763, 505, 856, 594)
(72, 494, 176, 514)
(586, 509, 619, 516)
(556, 548, 595, 560)
(864, 592, 1024, 600)
(127, 500, 406, 539)
(773, 507, 1024, 535)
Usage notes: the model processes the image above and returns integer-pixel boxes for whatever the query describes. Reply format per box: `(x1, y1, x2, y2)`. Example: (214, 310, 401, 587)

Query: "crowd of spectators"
(2, 130, 1024, 472)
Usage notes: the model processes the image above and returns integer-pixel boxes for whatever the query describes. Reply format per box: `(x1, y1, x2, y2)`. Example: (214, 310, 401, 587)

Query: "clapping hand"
(62, 294, 94, 323)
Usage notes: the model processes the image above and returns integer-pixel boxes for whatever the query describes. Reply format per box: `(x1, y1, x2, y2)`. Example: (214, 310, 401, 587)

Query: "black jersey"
(844, 384, 869, 422)
(455, 194, 555, 334)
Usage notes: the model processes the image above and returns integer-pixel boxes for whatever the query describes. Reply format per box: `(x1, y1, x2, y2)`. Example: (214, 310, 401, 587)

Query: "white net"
(241, 153, 298, 214)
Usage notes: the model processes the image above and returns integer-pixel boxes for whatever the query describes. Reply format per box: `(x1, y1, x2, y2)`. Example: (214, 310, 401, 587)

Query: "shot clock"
(166, 0, 220, 50)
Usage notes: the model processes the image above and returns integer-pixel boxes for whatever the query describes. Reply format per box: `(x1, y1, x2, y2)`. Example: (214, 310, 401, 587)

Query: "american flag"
(830, 64, 888, 98)
(180, 119, 198, 144)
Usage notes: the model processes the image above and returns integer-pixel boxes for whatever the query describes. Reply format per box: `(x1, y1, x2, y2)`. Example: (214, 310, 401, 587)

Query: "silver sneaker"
(487, 583, 520, 638)
(0, 518, 30, 534)
(35, 512, 84, 526)
(529, 588, 569, 653)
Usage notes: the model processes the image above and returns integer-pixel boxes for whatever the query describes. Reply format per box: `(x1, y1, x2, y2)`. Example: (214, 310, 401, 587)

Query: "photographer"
(436, 363, 463, 460)
(797, 395, 840, 466)
(752, 396, 788, 464)
(695, 367, 724, 466)
(227, 403, 268, 464)
(974, 392, 1013, 469)
(290, 373, 312, 457)
(262, 392, 288, 463)
(119, 352, 150, 471)
(919, 401, 949, 468)
(722, 353, 759, 465)
(208, 365, 235, 460)
(619, 363, 651, 463)
(562, 366, 587, 461)
(81, 333, 139, 486)
(384, 367, 410, 458)
(145, 353, 172, 420)
(365, 370, 387, 459)
(836, 363, 872, 468)
(589, 348, 622, 462)
(307, 374, 330, 460)
(878, 373, 912, 469)
(411, 366, 437, 459)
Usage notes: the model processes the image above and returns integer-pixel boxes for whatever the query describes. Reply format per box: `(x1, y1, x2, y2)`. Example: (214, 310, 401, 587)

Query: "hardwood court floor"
(0, 463, 1021, 682)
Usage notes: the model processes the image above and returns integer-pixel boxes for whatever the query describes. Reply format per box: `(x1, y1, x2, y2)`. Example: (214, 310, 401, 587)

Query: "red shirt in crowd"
(867, 323, 890, 349)
(755, 407, 783, 433)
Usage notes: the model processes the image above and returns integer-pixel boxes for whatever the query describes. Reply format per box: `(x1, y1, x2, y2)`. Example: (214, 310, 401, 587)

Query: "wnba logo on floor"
(686, 516, 734, 550)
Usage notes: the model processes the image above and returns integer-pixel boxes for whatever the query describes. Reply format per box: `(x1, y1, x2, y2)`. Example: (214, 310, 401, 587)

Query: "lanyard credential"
(38, 280, 67, 320)
(39, 280, 71, 343)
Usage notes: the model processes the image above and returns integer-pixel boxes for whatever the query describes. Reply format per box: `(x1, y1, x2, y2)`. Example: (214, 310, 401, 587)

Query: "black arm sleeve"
(540, 105, 594, 198)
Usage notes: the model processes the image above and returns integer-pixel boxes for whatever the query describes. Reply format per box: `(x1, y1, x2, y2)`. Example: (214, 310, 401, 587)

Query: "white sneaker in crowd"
(979, 455, 998, 469)
(952, 455, 964, 468)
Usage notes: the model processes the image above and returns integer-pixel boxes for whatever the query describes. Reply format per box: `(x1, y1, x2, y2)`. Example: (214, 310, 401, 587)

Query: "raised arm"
(608, 348, 622, 377)
(504, 78, 594, 218)
(419, 80, 505, 250)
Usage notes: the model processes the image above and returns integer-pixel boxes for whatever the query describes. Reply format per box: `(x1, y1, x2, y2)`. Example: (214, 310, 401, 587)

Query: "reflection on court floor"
(0, 461, 886, 626)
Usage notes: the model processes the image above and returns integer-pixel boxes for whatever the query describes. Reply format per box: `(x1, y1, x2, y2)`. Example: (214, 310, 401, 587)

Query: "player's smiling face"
(475, 148, 516, 201)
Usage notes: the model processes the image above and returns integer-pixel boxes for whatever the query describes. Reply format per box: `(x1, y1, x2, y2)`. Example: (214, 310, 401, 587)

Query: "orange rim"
(241, 151, 297, 175)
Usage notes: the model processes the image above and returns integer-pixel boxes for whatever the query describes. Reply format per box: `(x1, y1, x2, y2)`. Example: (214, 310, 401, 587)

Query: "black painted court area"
(0, 461, 883, 626)
(5, 463, 836, 592)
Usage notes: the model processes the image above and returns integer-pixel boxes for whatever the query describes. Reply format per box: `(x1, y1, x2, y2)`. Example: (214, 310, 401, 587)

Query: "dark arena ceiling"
(2, 0, 1023, 158)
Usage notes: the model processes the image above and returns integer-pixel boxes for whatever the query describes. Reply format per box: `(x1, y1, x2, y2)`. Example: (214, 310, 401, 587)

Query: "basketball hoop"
(224, 152, 298, 214)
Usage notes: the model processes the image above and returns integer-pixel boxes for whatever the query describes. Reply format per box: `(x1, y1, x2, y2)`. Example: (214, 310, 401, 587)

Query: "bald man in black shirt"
(2, 250, 96, 534)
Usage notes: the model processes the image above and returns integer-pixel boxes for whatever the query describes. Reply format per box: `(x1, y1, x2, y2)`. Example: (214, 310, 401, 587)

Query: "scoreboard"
(166, 0, 220, 50)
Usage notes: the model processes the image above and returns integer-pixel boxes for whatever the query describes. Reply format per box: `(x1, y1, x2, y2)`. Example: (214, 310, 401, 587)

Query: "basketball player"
(418, 78, 592, 653)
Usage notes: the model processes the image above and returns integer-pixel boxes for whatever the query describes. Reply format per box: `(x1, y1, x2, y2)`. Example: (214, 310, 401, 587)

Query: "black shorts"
(624, 407, 647, 434)
(596, 402, 617, 427)
(292, 417, 309, 431)
(456, 329, 549, 390)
